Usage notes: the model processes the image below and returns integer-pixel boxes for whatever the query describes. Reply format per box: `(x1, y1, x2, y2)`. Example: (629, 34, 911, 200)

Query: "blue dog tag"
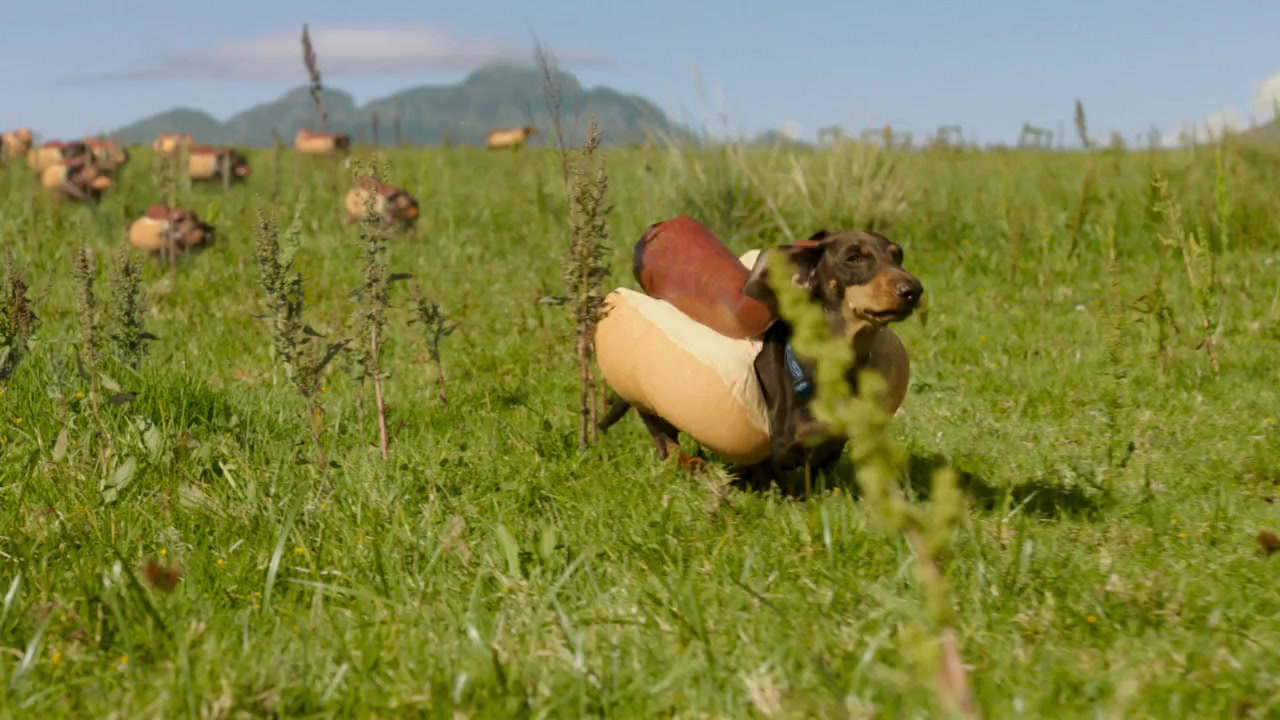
(784, 344, 814, 400)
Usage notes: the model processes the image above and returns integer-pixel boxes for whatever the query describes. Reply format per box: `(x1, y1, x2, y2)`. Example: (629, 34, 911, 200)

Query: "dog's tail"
(598, 391, 632, 431)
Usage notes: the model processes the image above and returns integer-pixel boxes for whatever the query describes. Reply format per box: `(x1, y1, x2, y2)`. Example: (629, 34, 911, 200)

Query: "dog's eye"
(844, 247, 871, 263)
(890, 246, 903, 263)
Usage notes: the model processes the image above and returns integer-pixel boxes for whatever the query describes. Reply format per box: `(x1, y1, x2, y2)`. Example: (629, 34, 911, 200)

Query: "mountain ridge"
(110, 64, 693, 148)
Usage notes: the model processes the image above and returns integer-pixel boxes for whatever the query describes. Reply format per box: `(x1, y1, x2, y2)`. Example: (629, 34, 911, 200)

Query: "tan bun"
(595, 286, 772, 464)
(344, 187, 387, 223)
(128, 217, 170, 251)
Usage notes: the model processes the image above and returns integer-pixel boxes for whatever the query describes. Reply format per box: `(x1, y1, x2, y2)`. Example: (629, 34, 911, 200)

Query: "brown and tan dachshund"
(600, 218, 924, 486)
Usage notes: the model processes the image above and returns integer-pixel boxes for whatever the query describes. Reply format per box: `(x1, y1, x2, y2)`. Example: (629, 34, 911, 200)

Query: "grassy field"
(1, 134, 1279, 718)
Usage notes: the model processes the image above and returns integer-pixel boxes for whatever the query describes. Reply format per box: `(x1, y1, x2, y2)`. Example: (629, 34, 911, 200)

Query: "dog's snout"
(896, 278, 923, 306)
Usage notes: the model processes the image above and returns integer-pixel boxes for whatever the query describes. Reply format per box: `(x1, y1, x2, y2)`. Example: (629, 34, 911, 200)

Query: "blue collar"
(784, 344, 814, 400)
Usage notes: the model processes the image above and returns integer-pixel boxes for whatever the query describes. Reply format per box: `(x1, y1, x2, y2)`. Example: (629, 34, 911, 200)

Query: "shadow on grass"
(728, 451, 1102, 520)
(902, 452, 1102, 519)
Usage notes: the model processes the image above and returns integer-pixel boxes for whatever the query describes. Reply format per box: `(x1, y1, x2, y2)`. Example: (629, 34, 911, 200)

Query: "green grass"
(1, 137, 1279, 718)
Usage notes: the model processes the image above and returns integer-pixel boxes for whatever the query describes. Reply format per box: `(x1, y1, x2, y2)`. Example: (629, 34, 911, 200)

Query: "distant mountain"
(749, 130, 814, 148)
(114, 108, 228, 144)
(110, 64, 690, 148)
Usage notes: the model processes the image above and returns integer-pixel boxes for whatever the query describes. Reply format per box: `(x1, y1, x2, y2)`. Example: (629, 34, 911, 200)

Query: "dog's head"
(388, 190, 419, 225)
(91, 142, 129, 170)
(226, 150, 251, 178)
(168, 208, 216, 250)
(744, 228, 923, 336)
(63, 155, 113, 196)
(746, 229, 923, 473)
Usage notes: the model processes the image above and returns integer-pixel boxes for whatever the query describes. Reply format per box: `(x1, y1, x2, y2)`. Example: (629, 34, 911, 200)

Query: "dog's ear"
(783, 230, 835, 290)
(742, 249, 781, 314)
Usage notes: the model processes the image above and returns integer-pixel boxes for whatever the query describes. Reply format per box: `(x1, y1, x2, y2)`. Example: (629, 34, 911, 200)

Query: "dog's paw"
(677, 453, 709, 473)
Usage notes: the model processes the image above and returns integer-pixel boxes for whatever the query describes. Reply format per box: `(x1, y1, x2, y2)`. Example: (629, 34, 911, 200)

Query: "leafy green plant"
(766, 248, 979, 719)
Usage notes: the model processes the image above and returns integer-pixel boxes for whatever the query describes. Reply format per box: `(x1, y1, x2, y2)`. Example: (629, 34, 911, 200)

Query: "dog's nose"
(897, 279, 923, 305)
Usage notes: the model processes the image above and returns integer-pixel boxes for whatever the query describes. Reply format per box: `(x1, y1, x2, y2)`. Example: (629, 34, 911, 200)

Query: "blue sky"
(3, 1, 1278, 146)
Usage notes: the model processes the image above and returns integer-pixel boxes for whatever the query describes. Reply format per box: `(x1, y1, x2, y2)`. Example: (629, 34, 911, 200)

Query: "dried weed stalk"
(0, 249, 38, 382)
(1068, 99, 1098, 259)
(350, 156, 396, 459)
(1151, 173, 1221, 378)
(72, 242, 102, 383)
(270, 127, 284, 202)
(150, 144, 184, 276)
(301, 24, 327, 132)
(535, 43, 613, 446)
(106, 246, 150, 370)
(534, 40, 570, 186)
(563, 118, 613, 447)
(408, 283, 456, 407)
(253, 202, 348, 473)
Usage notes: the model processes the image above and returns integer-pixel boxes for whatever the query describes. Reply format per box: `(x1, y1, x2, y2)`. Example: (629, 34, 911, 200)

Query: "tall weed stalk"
(0, 249, 38, 383)
(562, 119, 613, 447)
(1152, 174, 1221, 378)
(351, 158, 396, 460)
(106, 247, 149, 371)
(301, 24, 327, 133)
(408, 284, 456, 407)
(766, 248, 979, 719)
(253, 201, 347, 476)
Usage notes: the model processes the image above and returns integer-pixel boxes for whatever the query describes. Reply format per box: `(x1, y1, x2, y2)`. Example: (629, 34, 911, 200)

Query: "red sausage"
(358, 176, 398, 196)
(632, 215, 776, 339)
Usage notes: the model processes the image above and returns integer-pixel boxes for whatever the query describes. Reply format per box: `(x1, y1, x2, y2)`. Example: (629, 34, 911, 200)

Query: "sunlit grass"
(0, 136, 1278, 717)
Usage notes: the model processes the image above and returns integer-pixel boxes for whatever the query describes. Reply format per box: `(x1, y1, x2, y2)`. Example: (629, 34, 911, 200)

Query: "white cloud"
(56, 25, 609, 84)
(779, 120, 803, 141)
(1161, 69, 1280, 147)
(1162, 105, 1250, 147)
(1202, 108, 1245, 137)
(1251, 71, 1280, 121)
